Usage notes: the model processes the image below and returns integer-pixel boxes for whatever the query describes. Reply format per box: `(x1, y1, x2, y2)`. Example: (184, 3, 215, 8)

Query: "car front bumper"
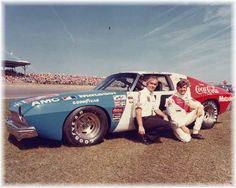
(6, 119, 38, 141)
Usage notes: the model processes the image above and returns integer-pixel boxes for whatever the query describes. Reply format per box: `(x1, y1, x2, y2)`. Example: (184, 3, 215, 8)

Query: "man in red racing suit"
(166, 79, 205, 142)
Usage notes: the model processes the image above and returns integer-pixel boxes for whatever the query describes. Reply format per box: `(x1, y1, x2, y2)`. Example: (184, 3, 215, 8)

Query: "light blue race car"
(6, 72, 233, 146)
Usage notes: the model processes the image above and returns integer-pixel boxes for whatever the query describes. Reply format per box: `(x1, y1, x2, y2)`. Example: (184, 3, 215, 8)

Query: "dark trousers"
(134, 115, 171, 141)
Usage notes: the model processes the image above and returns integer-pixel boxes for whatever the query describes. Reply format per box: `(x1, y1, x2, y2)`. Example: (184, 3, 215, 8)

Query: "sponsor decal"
(112, 107, 124, 121)
(113, 95, 126, 100)
(23, 94, 59, 103)
(78, 92, 116, 98)
(219, 96, 233, 102)
(112, 108, 124, 113)
(113, 95, 126, 107)
(72, 98, 99, 105)
(15, 94, 59, 107)
(32, 98, 60, 107)
(114, 101, 126, 107)
(62, 96, 77, 101)
(195, 84, 219, 95)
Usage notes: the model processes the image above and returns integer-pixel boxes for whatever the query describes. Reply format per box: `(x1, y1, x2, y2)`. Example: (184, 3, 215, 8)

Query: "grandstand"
(3, 60, 31, 75)
(2, 60, 103, 86)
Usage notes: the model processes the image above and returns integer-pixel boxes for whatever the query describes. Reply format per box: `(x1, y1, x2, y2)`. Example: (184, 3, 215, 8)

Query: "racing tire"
(63, 106, 108, 146)
(202, 100, 218, 129)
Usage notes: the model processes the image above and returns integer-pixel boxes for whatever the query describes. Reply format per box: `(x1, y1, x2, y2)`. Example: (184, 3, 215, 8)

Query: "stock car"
(7, 71, 233, 146)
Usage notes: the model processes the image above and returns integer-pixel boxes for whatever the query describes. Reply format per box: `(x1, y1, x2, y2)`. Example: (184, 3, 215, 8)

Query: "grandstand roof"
(3, 60, 31, 68)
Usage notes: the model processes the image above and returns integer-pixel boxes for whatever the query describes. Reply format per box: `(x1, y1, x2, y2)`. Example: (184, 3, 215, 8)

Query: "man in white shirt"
(166, 79, 205, 142)
(134, 76, 171, 145)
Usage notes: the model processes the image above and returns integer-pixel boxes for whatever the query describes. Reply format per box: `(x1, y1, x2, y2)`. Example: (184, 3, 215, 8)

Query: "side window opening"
(155, 76, 170, 91)
(134, 74, 171, 92)
(134, 76, 146, 91)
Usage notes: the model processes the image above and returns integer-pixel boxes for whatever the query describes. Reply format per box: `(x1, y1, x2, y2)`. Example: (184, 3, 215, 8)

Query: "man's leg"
(133, 118, 152, 144)
(170, 111, 196, 142)
(143, 115, 171, 129)
(184, 110, 198, 126)
(192, 111, 204, 134)
(173, 127, 191, 142)
(143, 116, 171, 141)
(185, 110, 205, 139)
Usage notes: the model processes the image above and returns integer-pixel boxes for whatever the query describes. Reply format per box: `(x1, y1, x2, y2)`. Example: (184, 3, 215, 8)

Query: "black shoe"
(191, 133, 204, 139)
(140, 135, 154, 145)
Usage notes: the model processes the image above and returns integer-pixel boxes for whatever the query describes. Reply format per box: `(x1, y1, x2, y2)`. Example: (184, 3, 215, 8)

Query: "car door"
(112, 91, 139, 132)
(113, 74, 175, 132)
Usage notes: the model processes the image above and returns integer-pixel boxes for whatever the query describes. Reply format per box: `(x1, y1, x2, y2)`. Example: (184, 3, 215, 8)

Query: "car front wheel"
(202, 100, 218, 129)
(63, 106, 108, 146)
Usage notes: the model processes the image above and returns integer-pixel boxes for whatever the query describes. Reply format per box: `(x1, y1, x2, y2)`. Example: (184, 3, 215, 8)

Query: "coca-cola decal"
(195, 84, 219, 95)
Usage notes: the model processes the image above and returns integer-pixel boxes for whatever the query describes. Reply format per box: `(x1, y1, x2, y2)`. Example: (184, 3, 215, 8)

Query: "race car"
(6, 71, 233, 146)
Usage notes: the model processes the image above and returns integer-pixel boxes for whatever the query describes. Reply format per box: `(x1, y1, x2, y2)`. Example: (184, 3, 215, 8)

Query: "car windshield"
(216, 84, 233, 93)
(95, 73, 138, 91)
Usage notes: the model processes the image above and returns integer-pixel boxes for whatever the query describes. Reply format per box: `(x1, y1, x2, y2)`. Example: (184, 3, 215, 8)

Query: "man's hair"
(146, 76, 158, 83)
(177, 79, 189, 88)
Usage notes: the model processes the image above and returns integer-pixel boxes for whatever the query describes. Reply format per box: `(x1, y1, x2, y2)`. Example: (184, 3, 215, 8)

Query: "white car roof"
(117, 71, 186, 77)
(118, 71, 162, 74)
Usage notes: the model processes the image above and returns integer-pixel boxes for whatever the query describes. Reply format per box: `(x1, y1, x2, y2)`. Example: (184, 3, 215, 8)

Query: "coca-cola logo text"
(195, 85, 219, 95)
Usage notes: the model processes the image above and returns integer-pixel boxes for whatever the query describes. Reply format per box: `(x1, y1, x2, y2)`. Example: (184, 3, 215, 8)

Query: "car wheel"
(63, 106, 108, 146)
(202, 100, 218, 129)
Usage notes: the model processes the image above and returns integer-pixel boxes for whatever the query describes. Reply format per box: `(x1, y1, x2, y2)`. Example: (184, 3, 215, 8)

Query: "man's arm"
(135, 108, 145, 135)
(188, 99, 204, 117)
(154, 108, 169, 121)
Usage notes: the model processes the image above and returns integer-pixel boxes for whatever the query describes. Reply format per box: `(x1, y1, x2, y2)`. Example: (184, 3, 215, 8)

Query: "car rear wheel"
(202, 100, 218, 129)
(63, 106, 108, 146)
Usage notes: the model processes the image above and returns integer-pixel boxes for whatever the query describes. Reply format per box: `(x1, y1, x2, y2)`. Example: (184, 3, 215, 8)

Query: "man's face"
(177, 85, 187, 96)
(146, 79, 158, 92)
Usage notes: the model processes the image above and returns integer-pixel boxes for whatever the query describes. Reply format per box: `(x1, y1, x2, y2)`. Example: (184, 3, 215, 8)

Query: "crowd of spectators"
(4, 69, 26, 84)
(3, 69, 103, 86)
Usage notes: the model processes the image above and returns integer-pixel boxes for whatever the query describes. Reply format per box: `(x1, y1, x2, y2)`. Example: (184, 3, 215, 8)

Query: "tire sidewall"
(64, 106, 108, 146)
(202, 100, 218, 129)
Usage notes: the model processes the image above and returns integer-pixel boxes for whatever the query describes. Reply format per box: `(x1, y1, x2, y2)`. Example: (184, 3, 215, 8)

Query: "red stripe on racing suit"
(172, 95, 192, 113)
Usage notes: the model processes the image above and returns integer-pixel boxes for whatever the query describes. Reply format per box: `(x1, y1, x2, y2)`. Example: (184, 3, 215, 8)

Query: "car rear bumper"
(6, 119, 38, 141)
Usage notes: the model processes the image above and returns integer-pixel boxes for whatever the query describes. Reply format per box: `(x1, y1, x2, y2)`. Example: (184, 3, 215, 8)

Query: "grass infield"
(2, 91, 233, 185)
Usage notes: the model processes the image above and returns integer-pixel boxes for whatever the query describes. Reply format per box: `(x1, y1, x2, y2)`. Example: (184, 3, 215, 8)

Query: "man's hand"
(138, 126, 145, 135)
(163, 115, 169, 121)
(196, 107, 203, 117)
(135, 108, 145, 135)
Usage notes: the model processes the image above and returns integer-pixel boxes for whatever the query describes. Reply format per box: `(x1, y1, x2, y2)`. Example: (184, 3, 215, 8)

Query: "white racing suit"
(165, 92, 204, 142)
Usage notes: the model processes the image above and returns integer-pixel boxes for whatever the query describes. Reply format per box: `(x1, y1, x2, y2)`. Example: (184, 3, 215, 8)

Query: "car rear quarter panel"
(188, 76, 233, 114)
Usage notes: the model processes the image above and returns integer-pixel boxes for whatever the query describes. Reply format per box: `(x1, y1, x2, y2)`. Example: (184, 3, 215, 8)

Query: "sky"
(3, 3, 233, 84)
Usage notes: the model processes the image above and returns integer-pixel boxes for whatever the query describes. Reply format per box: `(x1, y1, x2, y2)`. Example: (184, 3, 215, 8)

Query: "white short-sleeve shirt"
(135, 87, 159, 117)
